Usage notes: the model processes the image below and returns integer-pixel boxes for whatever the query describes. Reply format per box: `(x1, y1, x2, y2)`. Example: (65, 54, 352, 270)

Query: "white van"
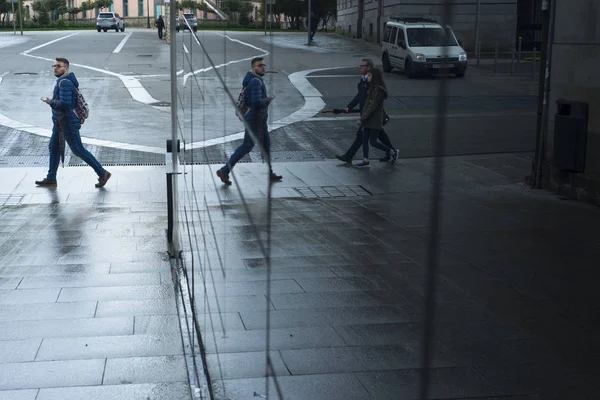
(381, 17, 467, 78)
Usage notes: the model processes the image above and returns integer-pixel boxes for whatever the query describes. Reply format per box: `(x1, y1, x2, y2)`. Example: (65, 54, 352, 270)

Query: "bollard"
(494, 42, 499, 73)
(510, 44, 516, 75)
(532, 47, 537, 79)
(476, 41, 481, 69)
(517, 37, 522, 64)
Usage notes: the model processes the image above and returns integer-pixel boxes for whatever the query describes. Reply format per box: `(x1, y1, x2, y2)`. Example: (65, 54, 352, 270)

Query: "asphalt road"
(0, 29, 538, 166)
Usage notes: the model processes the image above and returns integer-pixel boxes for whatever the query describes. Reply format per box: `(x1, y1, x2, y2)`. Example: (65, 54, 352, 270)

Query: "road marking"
(21, 36, 162, 107)
(308, 75, 357, 78)
(21, 32, 80, 55)
(113, 32, 132, 53)
(308, 111, 536, 122)
(187, 67, 343, 150)
(0, 71, 8, 85)
(183, 32, 269, 87)
(183, 44, 189, 54)
(0, 113, 164, 154)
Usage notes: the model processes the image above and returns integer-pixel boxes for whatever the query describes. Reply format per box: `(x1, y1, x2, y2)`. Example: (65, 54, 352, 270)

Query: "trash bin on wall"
(552, 99, 589, 172)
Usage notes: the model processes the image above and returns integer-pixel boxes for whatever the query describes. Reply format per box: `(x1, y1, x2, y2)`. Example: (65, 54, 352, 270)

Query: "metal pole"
(494, 42, 499, 73)
(532, 47, 537, 79)
(12, 0, 16, 34)
(535, 0, 556, 189)
(18, 0, 23, 35)
(264, 0, 267, 35)
(474, 0, 480, 57)
(308, 0, 311, 45)
(147, 0, 150, 28)
(517, 37, 522, 63)
(510, 44, 515, 75)
(168, 0, 180, 252)
(476, 40, 481, 69)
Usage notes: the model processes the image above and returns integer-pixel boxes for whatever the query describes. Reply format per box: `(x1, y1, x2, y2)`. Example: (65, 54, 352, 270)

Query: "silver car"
(96, 12, 125, 32)
(179, 13, 198, 32)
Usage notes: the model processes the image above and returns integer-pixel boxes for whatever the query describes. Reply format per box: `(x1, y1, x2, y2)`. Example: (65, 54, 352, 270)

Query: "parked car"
(179, 13, 198, 32)
(381, 17, 467, 78)
(96, 12, 125, 32)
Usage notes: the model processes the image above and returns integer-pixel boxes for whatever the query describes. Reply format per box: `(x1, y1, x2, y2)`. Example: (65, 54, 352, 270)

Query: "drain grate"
(14, 72, 38, 75)
(151, 101, 171, 107)
(0, 194, 25, 206)
(293, 185, 372, 198)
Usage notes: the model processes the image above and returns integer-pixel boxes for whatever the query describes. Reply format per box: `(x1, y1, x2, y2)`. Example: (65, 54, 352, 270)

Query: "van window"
(390, 27, 398, 45)
(396, 29, 406, 47)
(98, 13, 114, 18)
(406, 27, 458, 47)
(383, 25, 392, 43)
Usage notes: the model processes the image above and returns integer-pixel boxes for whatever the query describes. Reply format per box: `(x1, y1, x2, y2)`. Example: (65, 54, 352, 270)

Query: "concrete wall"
(544, 0, 600, 205)
(337, 0, 518, 52)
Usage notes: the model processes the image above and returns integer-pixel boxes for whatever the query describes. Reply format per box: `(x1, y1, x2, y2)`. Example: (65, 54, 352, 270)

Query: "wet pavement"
(2, 153, 599, 398)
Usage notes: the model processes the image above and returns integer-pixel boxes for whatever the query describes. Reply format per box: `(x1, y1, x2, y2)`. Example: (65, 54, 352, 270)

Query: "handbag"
(383, 109, 390, 126)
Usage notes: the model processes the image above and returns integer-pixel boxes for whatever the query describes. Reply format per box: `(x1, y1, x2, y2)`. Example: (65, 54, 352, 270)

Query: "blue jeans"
(47, 123, 106, 181)
(221, 120, 270, 175)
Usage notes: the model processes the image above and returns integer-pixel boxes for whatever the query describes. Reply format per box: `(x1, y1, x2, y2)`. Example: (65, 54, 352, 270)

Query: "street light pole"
(474, 0, 480, 56)
(11, 0, 16, 34)
(307, 0, 311, 45)
(18, 0, 23, 35)
(147, 0, 150, 28)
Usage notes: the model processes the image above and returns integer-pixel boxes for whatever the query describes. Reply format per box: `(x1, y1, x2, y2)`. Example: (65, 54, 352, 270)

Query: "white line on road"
(183, 32, 269, 87)
(308, 111, 536, 122)
(21, 32, 80, 55)
(308, 75, 357, 78)
(113, 32, 132, 53)
(0, 71, 8, 85)
(183, 44, 189, 54)
(0, 113, 164, 154)
(21, 39, 162, 107)
(186, 67, 343, 150)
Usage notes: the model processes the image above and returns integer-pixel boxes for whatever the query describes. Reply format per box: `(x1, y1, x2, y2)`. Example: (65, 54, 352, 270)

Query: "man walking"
(36, 58, 111, 188)
(156, 15, 165, 40)
(335, 58, 398, 165)
(216, 57, 282, 185)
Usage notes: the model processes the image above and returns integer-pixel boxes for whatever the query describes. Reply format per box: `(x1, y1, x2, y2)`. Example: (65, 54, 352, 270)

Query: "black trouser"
(344, 127, 394, 159)
(362, 128, 393, 159)
(158, 27, 163, 39)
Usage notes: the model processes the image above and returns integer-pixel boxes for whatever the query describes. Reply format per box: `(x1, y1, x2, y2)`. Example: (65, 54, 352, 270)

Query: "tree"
(269, 0, 335, 36)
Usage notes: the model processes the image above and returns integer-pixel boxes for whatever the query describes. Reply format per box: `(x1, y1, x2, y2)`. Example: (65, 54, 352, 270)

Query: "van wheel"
(382, 54, 392, 72)
(405, 59, 414, 78)
(103, 28, 107, 32)
(121, 26, 125, 32)
(97, 28, 101, 32)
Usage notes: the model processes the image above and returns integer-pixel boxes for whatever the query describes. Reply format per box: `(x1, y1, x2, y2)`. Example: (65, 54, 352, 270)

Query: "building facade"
(336, 0, 525, 52)
(543, 0, 600, 205)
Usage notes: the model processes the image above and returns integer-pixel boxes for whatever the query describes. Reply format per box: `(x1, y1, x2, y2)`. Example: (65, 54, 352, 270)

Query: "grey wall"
(337, 0, 518, 51)
(545, 0, 600, 203)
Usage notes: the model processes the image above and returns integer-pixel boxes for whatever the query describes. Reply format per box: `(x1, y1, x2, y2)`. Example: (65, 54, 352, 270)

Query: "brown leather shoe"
(95, 171, 111, 188)
(35, 178, 57, 186)
(217, 169, 231, 185)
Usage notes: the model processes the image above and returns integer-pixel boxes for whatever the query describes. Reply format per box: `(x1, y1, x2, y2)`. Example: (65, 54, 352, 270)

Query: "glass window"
(406, 27, 458, 47)
(138, 0, 144, 17)
(123, 0, 128, 17)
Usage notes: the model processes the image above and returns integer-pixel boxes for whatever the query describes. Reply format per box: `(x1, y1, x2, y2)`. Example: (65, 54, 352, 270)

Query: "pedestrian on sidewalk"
(156, 15, 165, 40)
(335, 58, 398, 166)
(36, 58, 111, 188)
(355, 68, 397, 168)
(216, 57, 283, 185)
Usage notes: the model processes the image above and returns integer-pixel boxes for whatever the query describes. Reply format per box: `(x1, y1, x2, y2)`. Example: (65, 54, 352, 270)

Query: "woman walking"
(354, 68, 398, 168)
